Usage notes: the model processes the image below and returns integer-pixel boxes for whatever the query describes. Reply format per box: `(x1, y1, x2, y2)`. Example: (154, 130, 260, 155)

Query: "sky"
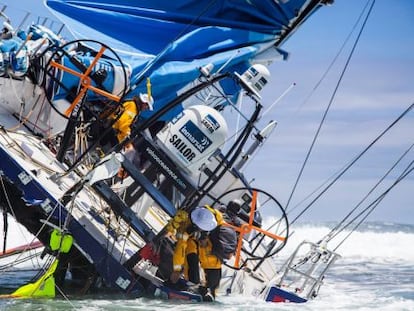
(1, 0, 413, 225)
(251, 0, 414, 224)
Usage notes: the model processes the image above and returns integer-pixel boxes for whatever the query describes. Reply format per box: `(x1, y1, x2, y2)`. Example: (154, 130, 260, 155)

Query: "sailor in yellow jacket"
(108, 93, 153, 177)
(112, 93, 154, 143)
(169, 206, 226, 300)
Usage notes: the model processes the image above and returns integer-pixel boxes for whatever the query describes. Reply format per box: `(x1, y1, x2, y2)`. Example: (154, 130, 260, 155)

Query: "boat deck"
(0, 104, 169, 263)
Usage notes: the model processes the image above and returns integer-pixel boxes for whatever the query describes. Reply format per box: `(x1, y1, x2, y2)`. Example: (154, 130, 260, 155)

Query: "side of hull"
(0, 144, 145, 295)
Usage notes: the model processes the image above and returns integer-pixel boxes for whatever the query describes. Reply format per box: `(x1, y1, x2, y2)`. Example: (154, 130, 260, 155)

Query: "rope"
(332, 161, 414, 251)
(0, 176, 37, 258)
(294, 1, 373, 114)
(285, 0, 376, 212)
(6, 87, 44, 132)
(290, 101, 414, 226)
(0, 175, 62, 271)
(55, 284, 77, 310)
(326, 142, 414, 242)
(0, 251, 43, 271)
(49, 195, 77, 307)
(0, 129, 58, 174)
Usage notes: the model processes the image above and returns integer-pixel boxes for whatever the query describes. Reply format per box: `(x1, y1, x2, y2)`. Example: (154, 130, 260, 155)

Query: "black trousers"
(187, 253, 222, 296)
(204, 268, 221, 296)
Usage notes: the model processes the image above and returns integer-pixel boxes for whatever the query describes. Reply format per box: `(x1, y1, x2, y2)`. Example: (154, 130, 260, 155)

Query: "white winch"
(156, 105, 228, 175)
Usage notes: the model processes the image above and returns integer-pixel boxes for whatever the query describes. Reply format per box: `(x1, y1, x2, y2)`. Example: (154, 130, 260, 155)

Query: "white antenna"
(234, 91, 243, 142)
(216, 49, 240, 74)
(261, 82, 296, 119)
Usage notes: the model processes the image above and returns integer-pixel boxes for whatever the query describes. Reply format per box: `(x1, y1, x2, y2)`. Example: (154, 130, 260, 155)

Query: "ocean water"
(0, 222, 413, 311)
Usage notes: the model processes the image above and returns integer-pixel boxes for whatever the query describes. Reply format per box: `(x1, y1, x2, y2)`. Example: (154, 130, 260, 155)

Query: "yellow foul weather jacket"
(112, 100, 138, 143)
(171, 208, 224, 275)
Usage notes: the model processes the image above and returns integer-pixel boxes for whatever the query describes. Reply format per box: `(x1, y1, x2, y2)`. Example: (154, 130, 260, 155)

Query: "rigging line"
(0, 130, 58, 175)
(287, 168, 342, 217)
(286, 136, 412, 217)
(341, 158, 414, 233)
(55, 283, 77, 310)
(285, 0, 376, 213)
(7, 88, 43, 132)
(194, 72, 256, 127)
(295, 0, 372, 113)
(0, 176, 34, 255)
(0, 252, 43, 271)
(332, 162, 414, 252)
(30, 255, 54, 283)
(289, 101, 414, 226)
(326, 142, 414, 241)
(187, 102, 262, 208)
(253, 165, 343, 240)
(176, 85, 266, 170)
(1, 203, 7, 253)
(0, 170, 62, 271)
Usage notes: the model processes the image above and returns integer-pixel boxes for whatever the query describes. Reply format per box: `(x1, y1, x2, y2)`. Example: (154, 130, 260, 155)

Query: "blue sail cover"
(45, 0, 326, 119)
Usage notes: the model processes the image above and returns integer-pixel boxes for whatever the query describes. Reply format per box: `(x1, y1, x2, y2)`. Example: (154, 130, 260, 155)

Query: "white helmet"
(190, 207, 217, 231)
(235, 64, 270, 99)
(139, 93, 154, 110)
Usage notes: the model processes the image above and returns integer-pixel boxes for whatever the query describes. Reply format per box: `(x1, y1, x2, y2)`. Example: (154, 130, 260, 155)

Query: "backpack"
(209, 225, 237, 261)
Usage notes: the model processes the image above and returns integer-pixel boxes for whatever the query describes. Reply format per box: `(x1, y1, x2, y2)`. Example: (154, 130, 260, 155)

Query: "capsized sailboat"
(0, 0, 342, 303)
